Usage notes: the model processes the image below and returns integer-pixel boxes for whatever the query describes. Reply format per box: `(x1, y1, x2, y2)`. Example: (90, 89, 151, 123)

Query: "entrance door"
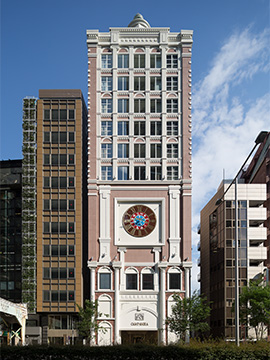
(121, 331, 158, 344)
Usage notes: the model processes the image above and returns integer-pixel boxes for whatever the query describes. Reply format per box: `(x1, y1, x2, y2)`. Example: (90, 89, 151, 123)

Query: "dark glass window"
(43, 222, 50, 233)
(51, 268, 58, 279)
(60, 109, 67, 120)
(142, 273, 154, 290)
(69, 245, 75, 256)
(52, 245, 58, 256)
(52, 154, 58, 165)
(51, 222, 58, 233)
(52, 132, 58, 144)
(43, 199, 50, 210)
(68, 268, 75, 278)
(44, 110, 50, 120)
(99, 273, 111, 289)
(60, 291, 67, 301)
(44, 132, 50, 142)
(52, 110, 59, 121)
(43, 268, 50, 279)
(60, 245, 67, 256)
(43, 290, 50, 301)
(60, 154, 67, 165)
(126, 274, 137, 290)
(69, 291, 75, 301)
(134, 166, 146, 180)
(43, 245, 50, 256)
(69, 109, 75, 120)
(60, 177, 67, 188)
(51, 291, 59, 301)
(59, 132, 67, 143)
(60, 269, 67, 279)
(51, 177, 58, 188)
(69, 154, 75, 165)
(60, 200, 67, 211)
(69, 132, 74, 142)
(44, 155, 50, 165)
(69, 177, 74, 187)
(59, 222, 67, 233)
(69, 200, 75, 210)
(169, 273, 181, 289)
(51, 200, 58, 211)
(69, 223, 74, 233)
(44, 177, 50, 188)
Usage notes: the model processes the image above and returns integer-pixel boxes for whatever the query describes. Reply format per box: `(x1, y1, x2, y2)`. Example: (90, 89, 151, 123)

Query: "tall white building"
(86, 14, 193, 345)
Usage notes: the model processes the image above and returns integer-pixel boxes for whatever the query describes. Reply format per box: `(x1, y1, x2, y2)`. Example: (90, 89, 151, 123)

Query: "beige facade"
(87, 14, 193, 344)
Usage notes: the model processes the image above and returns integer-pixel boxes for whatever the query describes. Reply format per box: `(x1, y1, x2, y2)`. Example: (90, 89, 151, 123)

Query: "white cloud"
(191, 26, 270, 292)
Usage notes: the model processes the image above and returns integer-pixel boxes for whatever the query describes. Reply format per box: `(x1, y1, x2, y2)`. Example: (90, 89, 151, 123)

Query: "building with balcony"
(86, 14, 193, 345)
(198, 181, 267, 339)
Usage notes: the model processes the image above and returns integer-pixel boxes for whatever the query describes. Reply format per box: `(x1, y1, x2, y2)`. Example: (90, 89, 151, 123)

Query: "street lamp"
(215, 131, 267, 346)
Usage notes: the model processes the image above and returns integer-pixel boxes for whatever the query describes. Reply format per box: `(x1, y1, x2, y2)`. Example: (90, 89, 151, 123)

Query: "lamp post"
(215, 131, 267, 346)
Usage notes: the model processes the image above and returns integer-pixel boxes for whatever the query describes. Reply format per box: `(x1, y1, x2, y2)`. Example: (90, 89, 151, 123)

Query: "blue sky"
(1, 0, 269, 290)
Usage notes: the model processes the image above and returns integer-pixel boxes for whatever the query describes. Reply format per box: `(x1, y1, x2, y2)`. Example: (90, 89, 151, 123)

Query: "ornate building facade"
(86, 14, 193, 345)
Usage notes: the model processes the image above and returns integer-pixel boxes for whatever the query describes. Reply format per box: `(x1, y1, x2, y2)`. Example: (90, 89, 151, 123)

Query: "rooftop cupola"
(128, 13, 150, 28)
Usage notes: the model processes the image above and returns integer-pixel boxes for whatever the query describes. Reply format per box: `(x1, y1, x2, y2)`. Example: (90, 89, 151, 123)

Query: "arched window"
(98, 267, 112, 290)
(98, 321, 112, 346)
(98, 294, 112, 318)
(168, 267, 181, 290)
(125, 267, 138, 290)
(141, 267, 155, 290)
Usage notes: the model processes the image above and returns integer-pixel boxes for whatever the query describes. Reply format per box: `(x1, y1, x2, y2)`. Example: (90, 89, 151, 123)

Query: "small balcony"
(248, 207, 267, 221)
(248, 247, 267, 261)
(248, 227, 267, 240)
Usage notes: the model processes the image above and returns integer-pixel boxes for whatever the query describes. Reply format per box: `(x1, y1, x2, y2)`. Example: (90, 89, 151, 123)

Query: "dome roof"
(128, 13, 150, 28)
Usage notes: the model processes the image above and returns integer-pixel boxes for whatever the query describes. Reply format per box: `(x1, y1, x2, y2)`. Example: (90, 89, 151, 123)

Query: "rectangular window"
(52, 245, 58, 256)
(118, 54, 129, 68)
(118, 121, 129, 136)
(142, 274, 154, 290)
(44, 110, 50, 120)
(150, 144, 162, 158)
(60, 177, 67, 188)
(167, 144, 178, 158)
(69, 245, 75, 256)
(43, 199, 50, 210)
(60, 245, 67, 256)
(150, 121, 162, 136)
(43, 268, 50, 279)
(69, 291, 75, 301)
(167, 121, 178, 136)
(69, 109, 75, 120)
(59, 222, 67, 233)
(118, 143, 129, 158)
(43, 245, 50, 256)
(52, 177, 59, 188)
(69, 200, 75, 210)
(60, 200, 67, 211)
(44, 132, 50, 142)
(69, 132, 74, 142)
(167, 54, 178, 68)
(68, 154, 74, 165)
(167, 166, 178, 180)
(51, 199, 58, 211)
(134, 144, 145, 158)
(51, 132, 58, 144)
(60, 269, 67, 279)
(134, 121, 145, 136)
(101, 77, 112, 91)
(151, 166, 162, 180)
(101, 121, 112, 136)
(150, 99, 161, 113)
(150, 54, 161, 68)
(60, 110, 67, 120)
(118, 99, 129, 113)
(51, 291, 59, 302)
(51, 155, 58, 165)
(101, 144, 112, 158)
(43, 290, 50, 301)
(44, 177, 50, 188)
(69, 223, 74, 233)
(167, 99, 178, 113)
(68, 268, 75, 278)
(51, 268, 58, 279)
(126, 274, 137, 290)
(43, 222, 50, 233)
(60, 291, 67, 301)
(44, 154, 50, 165)
(101, 99, 112, 113)
(59, 154, 67, 166)
(169, 273, 181, 289)
(99, 273, 111, 289)
(167, 77, 178, 91)
(101, 54, 112, 68)
(134, 99, 145, 113)
(118, 77, 129, 91)
(134, 77, 145, 91)
(101, 166, 112, 181)
(52, 109, 59, 121)
(150, 77, 161, 91)
(118, 166, 129, 180)
(134, 166, 146, 180)
(134, 54, 145, 68)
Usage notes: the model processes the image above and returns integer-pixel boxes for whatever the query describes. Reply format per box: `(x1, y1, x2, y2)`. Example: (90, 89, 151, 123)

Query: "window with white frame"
(151, 166, 162, 180)
(168, 268, 181, 290)
(118, 121, 129, 135)
(134, 77, 145, 91)
(134, 143, 145, 158)
(141, 268, 154, 290)
(167, 77, 178, 91)
(101, 166, 112, 181)
(118, 77, 129, 91)
(167, 99, 178, 113)
(150, 143, 162, 158)
(118, 99, 129, 113)
(134, 121, 145, 136)
(101, 77, 112, 91)
(98, 295, 112, 318)
(125, 268, 138, 290)
(101, 143, 112, 158)
(150, 77, 161, 91)
(118, 166, 129, 180)
(167, 121, 178, 136)
(134, 54, 145, 68)
(118, 54, 129, 68)
(101, 54, 112, 69)
(101, 99, 112, 113)
(167, 166, 178, 180)
(167, 143, 178, 158)
(98, 268, 112, 290)
(150, 54, 161, 68)
(150, 99, 161, 113)
(166, 54, 178, 68)
(134, 166, 146, 180)
(101, 121, 112, 136)
(134, 99, 145, 113)
(118, 143, 129, 158)
(150, 121, 162, 136)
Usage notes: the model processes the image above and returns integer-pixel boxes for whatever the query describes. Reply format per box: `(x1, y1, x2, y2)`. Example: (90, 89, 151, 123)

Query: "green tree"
(76, 300, 106, 344)
(166, 291, 211, 342)
(238, 276, 270, 341)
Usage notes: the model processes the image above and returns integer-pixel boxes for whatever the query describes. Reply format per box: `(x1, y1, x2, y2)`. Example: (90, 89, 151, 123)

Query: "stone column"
(112, 261, 122, 344)
(88, 261, 97, 345)
(158, 262, 167, 344)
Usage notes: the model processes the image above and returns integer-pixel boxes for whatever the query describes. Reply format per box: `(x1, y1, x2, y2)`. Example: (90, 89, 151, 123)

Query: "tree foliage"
(238, 275, 270, 340)
(76, 300, 104, 344)
(166, 291, 211, 341)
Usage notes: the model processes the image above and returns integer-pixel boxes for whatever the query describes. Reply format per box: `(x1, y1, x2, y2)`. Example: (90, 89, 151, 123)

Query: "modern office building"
(0, 160, 22, 303)
(22, 90, 88, 344)
(198, 181, 267, 339)
(241, 132, 270, 283)
(86, 14, 193, 345)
